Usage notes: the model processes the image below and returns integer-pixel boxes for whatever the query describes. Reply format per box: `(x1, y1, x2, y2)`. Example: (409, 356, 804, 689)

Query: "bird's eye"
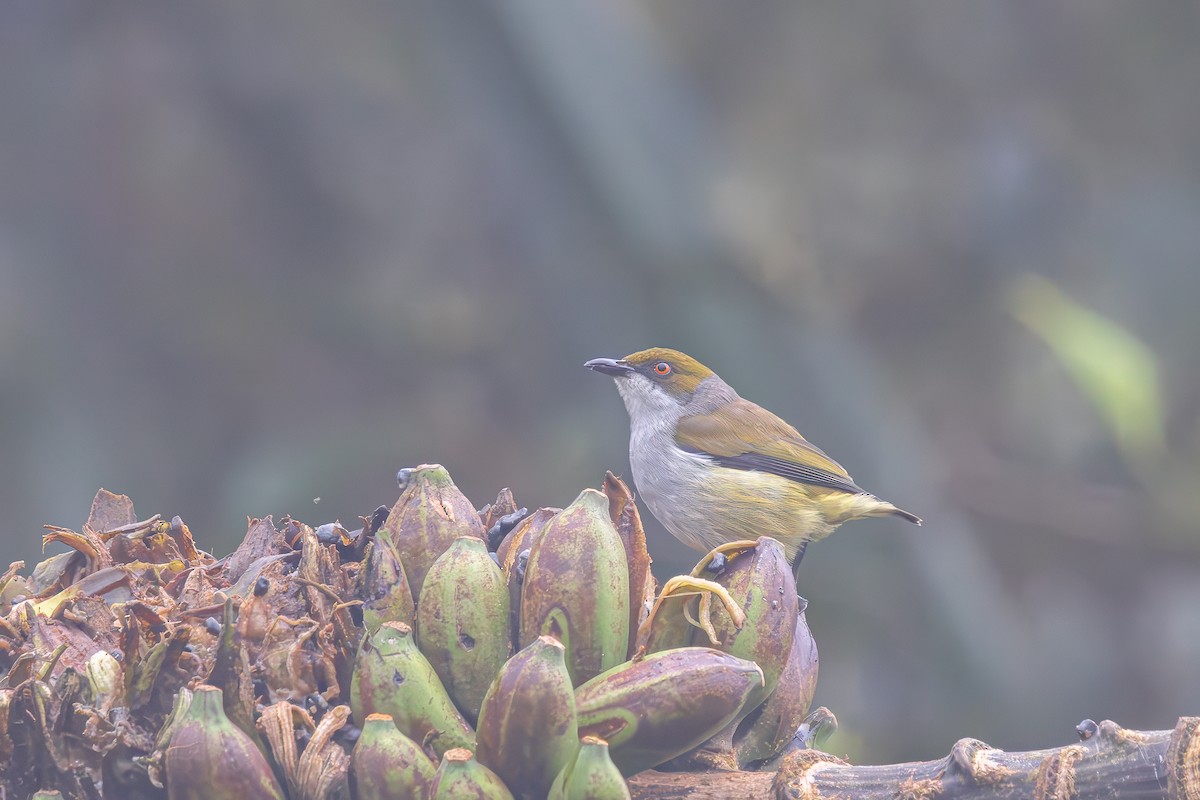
(653, 361, 672, 376)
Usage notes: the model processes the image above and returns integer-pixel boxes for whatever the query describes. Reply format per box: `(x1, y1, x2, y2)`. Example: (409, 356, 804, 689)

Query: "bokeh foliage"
(1, 0, 1198, 765)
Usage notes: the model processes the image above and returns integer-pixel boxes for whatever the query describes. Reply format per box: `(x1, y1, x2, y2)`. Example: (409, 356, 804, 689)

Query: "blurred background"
(2, 0, 1199, 765)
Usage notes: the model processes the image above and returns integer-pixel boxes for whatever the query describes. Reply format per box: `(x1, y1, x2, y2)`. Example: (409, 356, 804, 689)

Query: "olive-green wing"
(674, 399, 866, 495)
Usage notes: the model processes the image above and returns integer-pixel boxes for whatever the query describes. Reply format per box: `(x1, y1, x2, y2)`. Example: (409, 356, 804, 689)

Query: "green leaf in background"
(1011, 273, 1166, 470)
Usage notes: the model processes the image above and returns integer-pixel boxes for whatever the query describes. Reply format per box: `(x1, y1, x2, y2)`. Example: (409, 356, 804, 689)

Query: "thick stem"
(625, 718, 1200, 800)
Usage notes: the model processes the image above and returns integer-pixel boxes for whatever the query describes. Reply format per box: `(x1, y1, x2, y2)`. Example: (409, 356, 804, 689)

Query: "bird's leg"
(790, 540, 808, 586)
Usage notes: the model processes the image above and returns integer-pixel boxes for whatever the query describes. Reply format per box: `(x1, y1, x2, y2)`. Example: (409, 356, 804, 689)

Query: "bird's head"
(585, 348, 718, 422)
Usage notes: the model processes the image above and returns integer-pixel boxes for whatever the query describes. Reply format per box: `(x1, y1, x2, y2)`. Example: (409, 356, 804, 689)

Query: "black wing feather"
(692, 450, 867, 495)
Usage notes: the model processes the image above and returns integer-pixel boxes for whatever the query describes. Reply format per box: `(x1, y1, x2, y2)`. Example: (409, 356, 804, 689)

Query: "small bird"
(585, 348, 920, 576)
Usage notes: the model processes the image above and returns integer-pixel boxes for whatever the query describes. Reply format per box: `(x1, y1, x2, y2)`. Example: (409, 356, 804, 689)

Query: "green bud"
(351, 713, 437, 800)
(574, 647, 763, 776)
(361, 536, 415, 632)
(548, 736, 631, 800)
(520, 489, 629, 686)
(350, 622, 476, 758)
(417, 537, 511, 723)
(382, 464, 485, 598)
(735, 609, 819, 767)
(165, 686, 285, 800)
(429, 748, 514, 800)
(476, 636, 579, 800)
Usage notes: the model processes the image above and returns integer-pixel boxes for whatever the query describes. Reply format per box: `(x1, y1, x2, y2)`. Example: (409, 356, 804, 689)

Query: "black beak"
(585, 357, 635, 377)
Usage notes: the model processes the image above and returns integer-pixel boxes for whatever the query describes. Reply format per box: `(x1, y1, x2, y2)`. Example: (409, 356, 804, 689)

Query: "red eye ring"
(653, 361, 672, 376)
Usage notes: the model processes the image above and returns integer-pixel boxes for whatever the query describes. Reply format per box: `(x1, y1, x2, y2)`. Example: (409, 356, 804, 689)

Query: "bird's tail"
(886, 505, 923, 526)
(863, 499, 923, 526)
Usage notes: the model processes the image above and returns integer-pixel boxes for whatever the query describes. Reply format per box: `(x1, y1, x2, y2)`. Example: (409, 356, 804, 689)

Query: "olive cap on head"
(584, 347, 714, 396)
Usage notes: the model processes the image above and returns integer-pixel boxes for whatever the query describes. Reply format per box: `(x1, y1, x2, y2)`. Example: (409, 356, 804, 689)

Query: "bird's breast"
(627, 424, 712, 540)
(627, 425, 839, 558)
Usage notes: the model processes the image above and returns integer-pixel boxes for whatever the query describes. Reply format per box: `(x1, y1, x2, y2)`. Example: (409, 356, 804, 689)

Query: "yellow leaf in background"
(1010, 273, 1166, 469)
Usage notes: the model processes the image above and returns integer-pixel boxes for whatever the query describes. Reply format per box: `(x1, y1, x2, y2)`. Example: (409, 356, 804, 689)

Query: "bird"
(585, 347, 920, 577)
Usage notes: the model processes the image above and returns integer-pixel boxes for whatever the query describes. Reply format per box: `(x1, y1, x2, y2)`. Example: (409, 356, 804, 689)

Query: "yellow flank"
(687, 467, 899, 561)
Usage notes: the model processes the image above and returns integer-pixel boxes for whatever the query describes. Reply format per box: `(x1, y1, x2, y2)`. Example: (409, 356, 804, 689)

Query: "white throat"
(613, 374, 687, 428)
